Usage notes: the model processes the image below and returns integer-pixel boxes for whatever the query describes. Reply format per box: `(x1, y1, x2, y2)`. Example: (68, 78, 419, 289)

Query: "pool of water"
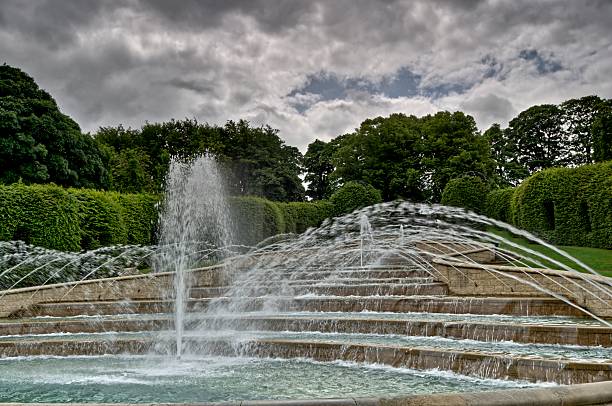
(0, 355, 546, 403)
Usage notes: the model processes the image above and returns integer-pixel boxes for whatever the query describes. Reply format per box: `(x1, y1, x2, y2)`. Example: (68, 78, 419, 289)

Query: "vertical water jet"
(155, 154, 232, 358)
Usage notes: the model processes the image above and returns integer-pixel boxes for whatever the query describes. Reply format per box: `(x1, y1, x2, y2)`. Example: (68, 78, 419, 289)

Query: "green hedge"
(0, 183, 81, 251)
(441, 176, 489, 214)
(1, 181, 385, 251)
(511, 162, 612, 248)
(70, 189, 128, 250)
(278, 201, 335, 234)
(116, 193, 159, 245)
(230, 197, 336, 246)
(0, 183, 159, 251)
(485, 188, 515, 223)
(330, 182, 382, 216)
(230, 196, 286, 246)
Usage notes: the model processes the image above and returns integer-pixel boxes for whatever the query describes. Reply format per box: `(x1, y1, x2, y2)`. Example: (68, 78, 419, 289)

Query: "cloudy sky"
(1, 0, 611, 151)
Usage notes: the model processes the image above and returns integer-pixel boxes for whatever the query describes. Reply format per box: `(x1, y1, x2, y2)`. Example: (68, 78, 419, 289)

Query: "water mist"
(155, 155, 232, 358)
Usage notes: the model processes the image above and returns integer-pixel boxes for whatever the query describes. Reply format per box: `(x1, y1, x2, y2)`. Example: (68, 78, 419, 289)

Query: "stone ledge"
(0, 380, 610, 406)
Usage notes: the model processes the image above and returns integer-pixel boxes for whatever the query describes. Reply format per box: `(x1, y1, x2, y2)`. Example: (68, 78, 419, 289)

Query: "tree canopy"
(95, 119, 305, 201)
(0, 64, 107, 188)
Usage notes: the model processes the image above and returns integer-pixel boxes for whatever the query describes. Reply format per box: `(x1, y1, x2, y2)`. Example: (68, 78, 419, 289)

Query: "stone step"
(188, 283, 449, 298)
(1, 315, 609, 346)
(0, 336, 609, 384)
(14, 295, 588, 318)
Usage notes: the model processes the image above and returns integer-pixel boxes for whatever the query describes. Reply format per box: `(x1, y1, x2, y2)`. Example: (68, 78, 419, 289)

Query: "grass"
(486, 228, 612, 277)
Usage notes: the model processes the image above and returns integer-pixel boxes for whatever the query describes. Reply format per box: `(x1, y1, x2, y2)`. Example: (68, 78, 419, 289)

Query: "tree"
(220, 120, 305, 202)
(303, 139, 335, 200)
(95, 119, 306, 201)
(0, 64, 107, 188)
(324, 112, 494, 202)
(592, 103, 612, 162)
(504, 104, 565, 178)
(484, 123, 529, 187)
(560, 95, 604, 165)
(331, 114, 425, 201)
(419, 111, 494, 201)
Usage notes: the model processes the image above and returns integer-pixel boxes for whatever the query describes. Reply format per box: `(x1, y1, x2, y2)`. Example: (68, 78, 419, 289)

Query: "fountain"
(0, 157, 610, 404)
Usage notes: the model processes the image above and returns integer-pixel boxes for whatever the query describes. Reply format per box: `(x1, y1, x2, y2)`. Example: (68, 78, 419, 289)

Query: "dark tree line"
(304, 97, 612, 200)
(1, 64, 611, 204)
(95, 119, 305, 201)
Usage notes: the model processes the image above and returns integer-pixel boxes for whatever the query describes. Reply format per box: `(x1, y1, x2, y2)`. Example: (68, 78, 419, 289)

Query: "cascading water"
(155, 154, 232, 358)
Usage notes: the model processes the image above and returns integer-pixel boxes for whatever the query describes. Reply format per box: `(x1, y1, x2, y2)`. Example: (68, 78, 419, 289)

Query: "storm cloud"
(1, 0, 611, 150)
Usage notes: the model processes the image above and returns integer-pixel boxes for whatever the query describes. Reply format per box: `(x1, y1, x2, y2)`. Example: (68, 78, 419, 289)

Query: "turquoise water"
(0, 355, 545, 403)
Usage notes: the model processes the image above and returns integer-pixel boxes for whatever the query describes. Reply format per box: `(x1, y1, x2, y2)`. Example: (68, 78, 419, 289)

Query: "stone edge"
(0, 380, 611, 406)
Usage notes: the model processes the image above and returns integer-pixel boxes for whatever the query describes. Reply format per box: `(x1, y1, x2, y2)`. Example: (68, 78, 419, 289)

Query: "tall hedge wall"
(441, 176, 489, 214)
(485, 188, 514, 223)
(511, 162, 612, 248)
(0, 184, 159, 251)
(0, 183, 384, 251)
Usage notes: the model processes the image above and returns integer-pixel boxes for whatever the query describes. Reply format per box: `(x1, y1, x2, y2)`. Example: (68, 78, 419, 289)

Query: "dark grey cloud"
(0, 0, 610, 150)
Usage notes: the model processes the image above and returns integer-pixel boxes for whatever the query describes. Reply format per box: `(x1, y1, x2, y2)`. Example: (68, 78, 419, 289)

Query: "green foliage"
(230, 196, 286, 246)
(70, 189, 128, 250)
(95, 119, 305, 201)
(329, 112, 494, 202)
(0, 183, 158, 251)
(278, 201, 335, 234)
(511, 162, 612, 248)
(592, 104, 612, 162)
(441, 176, 489, 214)
(304, 139, 336, 200)
(485, 188, 515, 223)
(488, 95, 611, 186)
(330, 182, 382, 216)
(115, 193, 159, 245)
(0, 183, 81, 251)
(0, 64, 107, 189)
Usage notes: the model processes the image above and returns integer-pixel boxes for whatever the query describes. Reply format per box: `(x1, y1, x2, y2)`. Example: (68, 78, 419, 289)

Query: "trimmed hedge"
(70, 189, 128, 250)
(330, 182, 382, 216)
(230, 197, 336, 246)
(116, 193, 159, 245)
(0, 183, 81, 251)
(485, 188, 515, 223)
(230, 196, 286, 246)
(441, 176, 489, 214)
(278, 201, 335, 234)
(0, 183, 159, 251)
(511, 161, 612, 248)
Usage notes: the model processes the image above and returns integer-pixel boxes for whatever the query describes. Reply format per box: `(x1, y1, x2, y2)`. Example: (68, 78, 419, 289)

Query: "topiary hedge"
(70, 189, 128, 250)
(485, 188, 515, 223)
(0, 183, 81, 251)
(115, 193, 159, 245)
(330, 182, 382, 216)
(511, 161, 612, 248)
(0, 183, 159, 251)
(278, 201, 335, 234)
(441, 176, 489, 214)
(230, 196, 286, 246)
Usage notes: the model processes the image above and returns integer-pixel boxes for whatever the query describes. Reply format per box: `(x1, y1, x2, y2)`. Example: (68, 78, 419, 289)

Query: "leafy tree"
(330, 181, 382, 216)
(220, 120, 305, 202)
(0, 64, 107, 188)
(560, 95, 605, 165)
(303, 139, 335, 200)
(325, 112, 494, 202)
(506, 104, 566, 175)
(95, 119, 305, 201)
(419, 111, 494, 201)
(331, 114, 425, 201)
(592, 103, 612, 162)
(484, 123, 529, 187)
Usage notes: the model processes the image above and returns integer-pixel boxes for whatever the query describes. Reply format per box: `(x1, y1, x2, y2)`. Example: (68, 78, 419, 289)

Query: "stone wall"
(0, 265, 224, 318)
(433, 258, 612, 318)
